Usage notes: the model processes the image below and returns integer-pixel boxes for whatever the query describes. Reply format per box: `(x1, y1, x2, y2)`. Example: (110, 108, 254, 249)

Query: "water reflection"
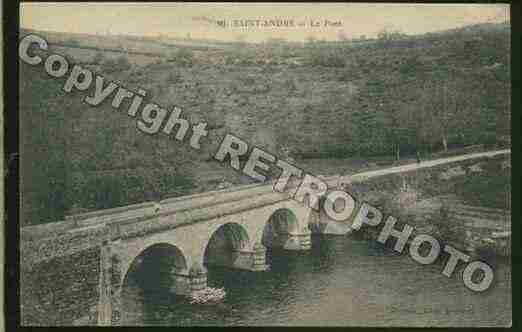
(121, 235, 511, 326)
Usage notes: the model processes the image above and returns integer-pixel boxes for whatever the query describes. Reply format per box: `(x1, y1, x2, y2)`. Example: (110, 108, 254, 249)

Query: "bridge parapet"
(65, 201, 156, 223)
(158, 179, 305, 214)
(21, 180, 296, 244)
(105, 189, 293, 242)
(21, 201, 158, 242)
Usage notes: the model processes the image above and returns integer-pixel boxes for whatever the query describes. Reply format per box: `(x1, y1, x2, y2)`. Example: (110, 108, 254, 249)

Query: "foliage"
(453, 162, 510, 210)
(167, 48, 195, 66)
(64, 39, 80, 47)
(92, 52, 105, 64)
(19, 61, 195, 225)
(19, 63, 72, 225)
(305, 47, 346, 67)
(101, 55, 132, 73)
(76, 171, 194, 210)
(376, 28, 408, 45)
(19, 22, 511, 225)
(166, 71, 183, 84)
(429, 205, 467, 244)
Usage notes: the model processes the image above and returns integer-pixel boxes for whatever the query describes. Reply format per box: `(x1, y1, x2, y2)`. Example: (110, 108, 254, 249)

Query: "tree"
(115, 56, 132, 71)
(20, 63, 71, 224)
(381, 84, 417, 160)
(306, 47, 345, 68)
(417, 74, 469, 152)
(101, 56, 132, 73)
(417, 80, 447, 152)
(377, 28, 407, 45)
(65, 39, 80, 47)
(92, 52, 105, 64)
(387, 115, 413, 161)
(167, 48, 194, 66)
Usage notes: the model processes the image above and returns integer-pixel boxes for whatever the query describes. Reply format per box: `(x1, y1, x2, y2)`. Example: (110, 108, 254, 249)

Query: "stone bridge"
(21, 180, 322, 326)
(19, 149, 510, 326)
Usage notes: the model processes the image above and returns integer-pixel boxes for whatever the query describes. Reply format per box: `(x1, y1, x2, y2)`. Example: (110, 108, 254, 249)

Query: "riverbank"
(340, 151, 510, 263)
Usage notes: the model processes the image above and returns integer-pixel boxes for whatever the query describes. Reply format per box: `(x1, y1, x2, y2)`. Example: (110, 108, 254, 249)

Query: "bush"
(167, 48, 194, 67)
(166, 71, 183, 84)
(399, 56, 424, 74)
(224, 55, 236, 65)
(430, 205, 467, 244)
(101, 56, 132, 73)
(376, 29, 407, 46)
(76, 171, 195, 210)
(454, 168, 510, 210)
(115, 56, 132, 71)
(306, 49, 345, 68)
(223, 52, 256, 66)
(92, 52, 105, 65)
(81, 176, 125, 210)
(64, 39, 80, 47)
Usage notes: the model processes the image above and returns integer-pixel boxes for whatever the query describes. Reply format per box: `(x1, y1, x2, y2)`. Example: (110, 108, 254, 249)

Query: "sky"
(20, 3, 510, 42)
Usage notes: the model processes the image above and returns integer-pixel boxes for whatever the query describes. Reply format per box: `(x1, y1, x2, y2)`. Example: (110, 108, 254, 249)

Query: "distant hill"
(19, 22, 510, 225)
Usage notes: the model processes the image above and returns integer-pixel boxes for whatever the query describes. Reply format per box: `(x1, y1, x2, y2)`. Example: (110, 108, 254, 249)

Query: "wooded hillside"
(19, 22, 510, 225)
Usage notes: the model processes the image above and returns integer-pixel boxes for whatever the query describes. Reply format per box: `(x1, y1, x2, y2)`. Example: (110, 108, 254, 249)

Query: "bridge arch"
(120, 243, 191, 323)
(121, 243, 188, 293)
(262, 208, 301, 249)
(204, 222, 250, 268)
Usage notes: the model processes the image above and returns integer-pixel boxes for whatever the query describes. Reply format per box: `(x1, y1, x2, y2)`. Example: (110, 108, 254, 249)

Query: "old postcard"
(16, 2, 511, 327)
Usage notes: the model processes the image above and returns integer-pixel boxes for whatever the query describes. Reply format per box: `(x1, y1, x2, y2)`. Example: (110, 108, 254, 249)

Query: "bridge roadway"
(20, 149, 510, 326)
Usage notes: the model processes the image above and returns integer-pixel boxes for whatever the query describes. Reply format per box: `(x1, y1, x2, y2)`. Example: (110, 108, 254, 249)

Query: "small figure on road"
(153, 202, 161, 214)
(416, 151, 422, 164)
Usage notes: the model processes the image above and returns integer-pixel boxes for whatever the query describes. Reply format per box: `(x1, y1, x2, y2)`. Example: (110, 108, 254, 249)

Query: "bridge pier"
(110, 251, 123, 326)
(268, 232, 312, 250)
(314, 210, 354, 235)
(310, 198, 362, 235)
(205, 241, 269, 272)
(96, 239, 123, 326)
(170, 263, 208, 296)
(189, 263, 208, 293)
(94, 243, 124, 326)
(230, 242, 269, 271)
(252, 242, 269, 270)
(283, 232, 312, 250)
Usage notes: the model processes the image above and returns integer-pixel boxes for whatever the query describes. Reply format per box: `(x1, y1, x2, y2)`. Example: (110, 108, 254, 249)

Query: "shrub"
(166, 71, 183, 84)
(64, 39, 80, 47)
(76, 171, 195, 210)
(80, 176, 125, 210)
(167, 48, 194, 67)
(306, 49, 346, 68)
(430, 205, 467, 244)
(224, 55, 236, 65)
(399, 56, 425, 74)
(115, 56, 132, 71)
(454, 166, 510, 210)
(92, 52, 105, 65)
(101, 56, 132, 73)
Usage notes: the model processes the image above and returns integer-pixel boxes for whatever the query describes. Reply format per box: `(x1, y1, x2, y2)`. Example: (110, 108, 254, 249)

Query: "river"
(121, 235, 511, 327)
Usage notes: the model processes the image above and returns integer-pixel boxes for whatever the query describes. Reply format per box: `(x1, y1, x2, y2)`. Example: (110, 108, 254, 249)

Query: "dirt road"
(337, 149, 510, 184)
